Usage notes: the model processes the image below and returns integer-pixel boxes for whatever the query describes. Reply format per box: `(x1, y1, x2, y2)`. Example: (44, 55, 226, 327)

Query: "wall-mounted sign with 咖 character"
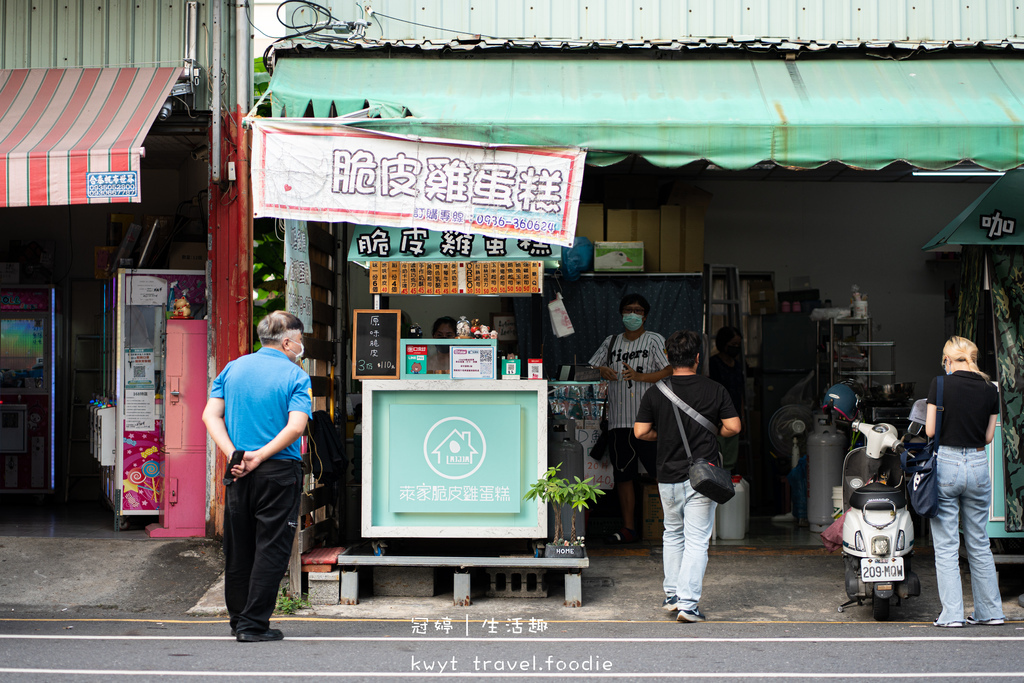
(980, 209, 1017, 240)
(251, 121, 586, 247)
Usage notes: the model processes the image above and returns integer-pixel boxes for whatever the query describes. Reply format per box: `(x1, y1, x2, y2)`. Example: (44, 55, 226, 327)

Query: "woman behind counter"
(925, 336, 1005, 628)
(427, 316, 457, 374)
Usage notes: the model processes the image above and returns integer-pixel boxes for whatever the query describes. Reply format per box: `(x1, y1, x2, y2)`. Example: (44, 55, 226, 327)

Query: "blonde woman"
(925, 336, 1004, 628)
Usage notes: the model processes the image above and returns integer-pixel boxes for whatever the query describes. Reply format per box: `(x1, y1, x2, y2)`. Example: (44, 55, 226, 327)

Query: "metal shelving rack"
(823, 317, 896, 389)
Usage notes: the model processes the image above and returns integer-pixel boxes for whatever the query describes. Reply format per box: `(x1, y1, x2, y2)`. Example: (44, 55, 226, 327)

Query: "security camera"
(158, 100, 173, 121)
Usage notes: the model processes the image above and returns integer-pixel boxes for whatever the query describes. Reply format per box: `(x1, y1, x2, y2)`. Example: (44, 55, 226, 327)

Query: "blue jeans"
(660, 480, 717, 611)
(929, 445, 1005, 625)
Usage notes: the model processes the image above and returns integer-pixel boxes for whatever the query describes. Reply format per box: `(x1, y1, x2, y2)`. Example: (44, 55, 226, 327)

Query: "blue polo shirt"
(210, 347, 312, 461)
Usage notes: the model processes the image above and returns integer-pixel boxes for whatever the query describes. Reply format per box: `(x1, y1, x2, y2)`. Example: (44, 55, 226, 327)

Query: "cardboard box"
(607, 210, 660, 271)
(659, 184, 710, 273)
(167, 242, 207, 270)
(642, 484, 664, 541)
(595, 241, 644, 272)
(0, 262, 19, 284)
(748, 280, 777, 315)
(574, 203, 605, 244)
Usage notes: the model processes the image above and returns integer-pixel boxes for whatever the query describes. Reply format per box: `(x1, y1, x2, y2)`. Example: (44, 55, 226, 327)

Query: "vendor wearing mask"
(427, 316, 457, 374)
(589, 294, 672, 544)
(709, 326, 745, 472)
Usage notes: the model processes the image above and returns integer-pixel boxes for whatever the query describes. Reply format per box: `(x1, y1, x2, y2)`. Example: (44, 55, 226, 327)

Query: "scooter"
(838, 420, 921, 621)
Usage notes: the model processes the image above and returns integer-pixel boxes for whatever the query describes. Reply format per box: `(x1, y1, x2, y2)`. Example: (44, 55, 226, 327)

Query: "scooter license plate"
(860, 557, 905, 582)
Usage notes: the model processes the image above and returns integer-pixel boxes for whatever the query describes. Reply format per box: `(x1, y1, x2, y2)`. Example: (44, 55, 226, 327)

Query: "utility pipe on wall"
(211, 0, 222, 183)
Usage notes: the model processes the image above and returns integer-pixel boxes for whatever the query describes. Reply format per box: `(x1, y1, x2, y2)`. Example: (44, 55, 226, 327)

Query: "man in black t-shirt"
(635, 330, 740, 623)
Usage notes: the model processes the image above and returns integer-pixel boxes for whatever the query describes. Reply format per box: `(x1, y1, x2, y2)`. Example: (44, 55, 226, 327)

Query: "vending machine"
(0, 286, 57, 494)
(100, 269, 206, 529)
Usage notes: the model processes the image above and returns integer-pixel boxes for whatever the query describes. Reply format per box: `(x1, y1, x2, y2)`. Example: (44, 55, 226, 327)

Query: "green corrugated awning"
(923, 170, 1024, 249)
(268, 56, 1024, 171)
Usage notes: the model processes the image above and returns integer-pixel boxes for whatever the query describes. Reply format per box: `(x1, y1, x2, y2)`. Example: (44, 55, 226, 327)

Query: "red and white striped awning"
(0, 67, 181, 208)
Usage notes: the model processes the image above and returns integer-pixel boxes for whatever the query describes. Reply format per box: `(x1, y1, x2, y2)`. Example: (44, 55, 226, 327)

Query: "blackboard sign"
(352, 309, 401, 380)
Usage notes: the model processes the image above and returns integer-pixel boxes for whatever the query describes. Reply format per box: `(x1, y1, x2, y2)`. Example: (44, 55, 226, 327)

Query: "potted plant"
(525, 465, 605, 558)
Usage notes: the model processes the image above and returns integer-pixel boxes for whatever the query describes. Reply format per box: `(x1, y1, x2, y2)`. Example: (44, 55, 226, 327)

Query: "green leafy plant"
(274, 587, 309, 615)
(524, 465, 604, 546)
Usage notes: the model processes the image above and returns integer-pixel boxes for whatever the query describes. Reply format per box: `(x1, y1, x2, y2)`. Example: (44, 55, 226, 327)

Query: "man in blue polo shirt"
(203, 311, 312, 643)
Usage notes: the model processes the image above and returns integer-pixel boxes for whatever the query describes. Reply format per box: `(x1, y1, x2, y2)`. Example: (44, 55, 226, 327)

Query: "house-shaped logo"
(432, 429, 479, 467)
(423, 416, 487, 480)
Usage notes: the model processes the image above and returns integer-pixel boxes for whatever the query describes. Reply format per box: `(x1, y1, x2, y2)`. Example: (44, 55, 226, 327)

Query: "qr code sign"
(133, 366, 146, 378)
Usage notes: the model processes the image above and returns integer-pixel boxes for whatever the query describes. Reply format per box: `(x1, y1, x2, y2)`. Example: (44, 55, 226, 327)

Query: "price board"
(352, 309, 401, 380)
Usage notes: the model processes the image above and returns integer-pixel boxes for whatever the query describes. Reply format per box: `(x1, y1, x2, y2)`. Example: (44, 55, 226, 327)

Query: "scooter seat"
(849, 482, 906, 511)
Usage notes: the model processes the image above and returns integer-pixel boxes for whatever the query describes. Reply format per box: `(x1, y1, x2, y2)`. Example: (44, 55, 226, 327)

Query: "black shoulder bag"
(655, 380, 735, 504)
(588, 335, 618, 461)
(900, 376, 942, 518)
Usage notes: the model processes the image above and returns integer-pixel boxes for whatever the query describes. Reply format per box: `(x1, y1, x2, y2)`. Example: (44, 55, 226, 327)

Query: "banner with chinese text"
(251, 121, 585, 247)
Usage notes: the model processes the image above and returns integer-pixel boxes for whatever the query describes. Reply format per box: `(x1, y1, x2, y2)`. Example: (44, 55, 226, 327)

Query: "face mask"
(288, 338, 304, 361)
(622, 313, 643, 331)
(725, 346, 741, 358)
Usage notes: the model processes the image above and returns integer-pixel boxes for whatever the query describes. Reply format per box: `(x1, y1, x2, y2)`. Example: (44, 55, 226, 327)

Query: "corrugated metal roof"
(274, 0, 1024, 44)
(0, 1, 225, 111)
(268, 35, 1024, 62)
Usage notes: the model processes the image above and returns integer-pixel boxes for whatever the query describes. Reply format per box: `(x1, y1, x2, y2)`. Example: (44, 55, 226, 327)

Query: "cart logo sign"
(981, 209, 1016, 240)
(424, 417, 486, 480)
(387, 404, 522, 513)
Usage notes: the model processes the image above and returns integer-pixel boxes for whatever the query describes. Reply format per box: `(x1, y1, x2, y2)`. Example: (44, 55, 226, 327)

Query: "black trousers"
(223, 459, 302, 635)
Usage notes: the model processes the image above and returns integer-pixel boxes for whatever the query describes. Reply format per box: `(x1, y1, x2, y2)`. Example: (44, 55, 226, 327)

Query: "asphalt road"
(2, 613, 1023, 681)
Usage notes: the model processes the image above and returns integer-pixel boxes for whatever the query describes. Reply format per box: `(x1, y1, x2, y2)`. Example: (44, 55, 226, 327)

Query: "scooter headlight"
(896, 530, 906, 552)
(871, 536, 890, 557)
(854, 531, 865, 552)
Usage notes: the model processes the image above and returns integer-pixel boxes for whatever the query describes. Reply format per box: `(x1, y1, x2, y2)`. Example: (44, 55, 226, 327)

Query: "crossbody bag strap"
(655, 380, 718, 435)
(657, 382, 694, 462)
(934, 375, 944, 448)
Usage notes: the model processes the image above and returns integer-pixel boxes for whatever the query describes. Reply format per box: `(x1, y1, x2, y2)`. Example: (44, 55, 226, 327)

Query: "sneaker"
(604, 527, 638, 544)
(677, 607, 707, 623)
(966, 615, 1005, 625)
(932, 620, 965, 628)
(661, 595, 679, 612)
(237, 628, 284, 642)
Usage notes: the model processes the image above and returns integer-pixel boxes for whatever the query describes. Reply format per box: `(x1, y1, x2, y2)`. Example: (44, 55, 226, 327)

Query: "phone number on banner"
(472, 211, 559, 234)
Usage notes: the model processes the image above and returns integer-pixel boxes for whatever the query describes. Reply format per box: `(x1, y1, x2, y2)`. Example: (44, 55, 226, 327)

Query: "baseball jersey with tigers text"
(589, 331, 670, 429)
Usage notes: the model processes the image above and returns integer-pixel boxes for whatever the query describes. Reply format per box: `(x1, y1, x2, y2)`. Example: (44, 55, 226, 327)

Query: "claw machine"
(0, 286, 57, 494)
(100, 269, 206, 529)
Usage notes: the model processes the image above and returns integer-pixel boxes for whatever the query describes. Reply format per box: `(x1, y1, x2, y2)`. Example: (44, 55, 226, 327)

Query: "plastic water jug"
(717, 476, 749, 540)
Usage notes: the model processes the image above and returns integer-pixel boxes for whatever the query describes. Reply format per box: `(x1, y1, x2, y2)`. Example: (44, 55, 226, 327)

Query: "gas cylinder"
(548, 416, 585, 539)
(807, 415, 847, 532)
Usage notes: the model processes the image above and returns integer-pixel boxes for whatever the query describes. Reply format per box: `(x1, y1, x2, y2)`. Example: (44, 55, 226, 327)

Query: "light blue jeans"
(929, 445, 1006, 625)
(660, 480, 717, 611)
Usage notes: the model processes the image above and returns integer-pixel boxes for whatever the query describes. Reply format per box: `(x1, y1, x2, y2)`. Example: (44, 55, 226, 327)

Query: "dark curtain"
(990, 246, 1024, 532)
(956, 245, 985, 339)
(513, 274, 703, 376)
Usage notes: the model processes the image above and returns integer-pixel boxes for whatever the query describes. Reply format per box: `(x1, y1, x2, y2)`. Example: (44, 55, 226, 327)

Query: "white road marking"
(1, 634, 1023, 643)
(0, 669, 1021, 679)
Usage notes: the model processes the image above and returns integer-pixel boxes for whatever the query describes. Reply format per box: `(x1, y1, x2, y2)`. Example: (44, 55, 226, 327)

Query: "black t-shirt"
(635, 375, 739, 484)
(927, 371, 999, 448)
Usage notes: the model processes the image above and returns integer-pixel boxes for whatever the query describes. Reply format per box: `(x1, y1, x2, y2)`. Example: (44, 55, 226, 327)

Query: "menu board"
(352, 309, 401, 380)
(368, 261, 543, 295)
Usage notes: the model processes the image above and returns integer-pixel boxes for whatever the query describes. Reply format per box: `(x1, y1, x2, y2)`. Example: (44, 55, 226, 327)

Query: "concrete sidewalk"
(2, 534, 1021, 624)
(189, 543, 1023, 625)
